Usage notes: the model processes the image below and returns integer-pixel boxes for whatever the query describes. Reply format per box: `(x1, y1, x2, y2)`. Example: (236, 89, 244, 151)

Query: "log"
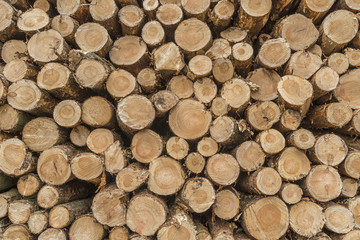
(53, 100, 82, 128)
(56, 0, 89, 23)
(233, 140, 265, 172)
(332, 230, 360, 240)
(141, 21, 165, 49)
(33, 0, 55, 17)
(151, 90, 179, 117)
(89, 0, 120, 38)
(0, 40, 27, 64)
(70, 152, 104, 184)
(197, 137, 218, 157)
(0, 189, 21, 218)
(69, 215, 105, 240)
(256, 38, 291, 69)
(280, 183, 303, 205)
(195, 222, 212, 240)
(256, 129, 286, 155)
(109, 226, 129, 240)
(167, 75, 193, 99)
(104, 140, 127, 174)
(17, 174, 42, 197)
(208, 0, 235, 31)
(86, 128, 119, 154)
(131, 129, 163, 164)
(232, 42, 253, 76)
(143, 0, 159, 19)
(220, 78, 250, 113)
(70, 125, 90, 147)
(153, 42, 185, 78)
(247, 68, 281, 101)
(284, 51, 323, 79)
(334, 69, 360, 109)
(205, 153, 240, 186)
(246, 101, 281, 131)
(0, 0, 21, 42)
(310, 66, 339, 100)
(287, 128, 316, 150)
(0, 104, 32, 133)
(27, 211, 48, 235)
(166, 136, 189, 160)
(297, 0, 335, 24)
(327, 52, 349, 75)
(212, 58, 234, 84)
(210, 116, 241, 146)
(185, 152, 206, 174)
(344, 47, 360, 67)
(49, 198, 91, 229)
(181, 0, 210, 21)
(210, 97, 230, 117)
(341, 177, 358, 198)
(187, 55, 213, 80)
(156, 3, 183, 40)
(0, 173, 16, 192)
(339, 151, 360, 179)
(8, 199, 38, 224)
(17, 9, 50, 35)
(118, 5, 145, 36)
(213, 188, 240, 220)
(276, 109, 302, 132)
(38, 228, 67, 240)
(209, 220, 236, 240)
(2, 224, 35, 240)
(206, 38, 231, 60)
(81, 96, 116, 128)
(337, 0, 360, 12)
(3, 60, 37, 83)
(220, 27, 248, 45)
(116, 163, 149, 192)
(51, 15, 79, 45)
(137, 68, 160, 94)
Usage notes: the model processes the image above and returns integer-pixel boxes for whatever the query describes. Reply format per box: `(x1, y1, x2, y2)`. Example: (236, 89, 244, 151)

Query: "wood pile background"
(1, 0, 360, 239)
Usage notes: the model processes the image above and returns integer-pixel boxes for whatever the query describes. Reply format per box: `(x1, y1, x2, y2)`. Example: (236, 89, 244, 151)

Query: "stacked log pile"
(1, 0, 360, 239)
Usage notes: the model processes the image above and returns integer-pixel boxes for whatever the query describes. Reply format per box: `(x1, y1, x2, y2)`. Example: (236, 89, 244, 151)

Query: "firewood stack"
(1, 0, 360, 239)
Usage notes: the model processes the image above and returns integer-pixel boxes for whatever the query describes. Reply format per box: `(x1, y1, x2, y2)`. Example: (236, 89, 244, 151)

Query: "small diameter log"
(92, 184, 127, 227)
(148, 156, 185, 195)
(117, 95, 155, 135)
(197, 137, 218, 157)
(280, 183, 303, 205)
(211, 97, 230, 117)
(276, 109, 302, 132)
(0, 189, 21, 218)
(308, 44, 323, 57)
(104, 140, 127, 174)
(327, 52, 349, 75)
(297, 0, 335, 24)
(75, 23, 112, 57)
(27, 30, 68, 64)
(210, 116, 240, 146)
(37, 62, 87, 101)
(8, 199, 38, 224)
(56, 0, 88, 23)
(278, 75, 313, 117)
(153, 42, 185, 78)
(51, 15, 79, 45)
(166, 136, 189, 160)
(17, 174, 42, 197)
(284, 51, 323, 80)
(220, 27, 248, 45)
(0, 138, 36, 177)
(187, 55, 212, 80)
(256, 129, 285, 155)
(53, 100, 81, 128)
(151, 90, 179, 117)
(272, 14, 319, 51)
(208, 0, 235, 31)
(3, 60, 37, 83)
(332, 230, 360, 240)
(89, 0, 120, 38)
(290, 201, 325, 237)
(49, 198, 91, 229)
(246, 101, 281, 131)
(309, 133, 348, 166)
(346, 196, 360, 228)
(247, 68, 281, 101)
(137, 69, 160, 95)
(181, 0, 210, 21)
(206, 153, 240, 186)
(131, 129, 163, 164)
(306, 102, 352, 129)
(33, 0, 55, 17)
(257, 38, 291, 69)
(167, 75, 193, 99)
(206, 38, 231, 60)
(238, 167, 282, 195)
(287, 128, 316, 150)
(156, 4, 183, 40)
(345, 48, 360, 67)
(209, 220, 236, 240)
(304, 165, 342, 202)
(233, 141, 265, 172)
(185, 152, 206, 174)
(270, 147, 311, 181)
(232, 42, 253, 76)
(109, 36, 149, 75)
(37, 181, 92, 209)
(1, 40, 27, 64)
(70, 125, 90, 147)
(320, 10, 359, 55)
(213, 188, 240, 220)
(82, 96, 116, 128)
(69, 215, 105, 240)
(71, 153, 104, 184)
(341, 178, 358, 198)
(143, 0, 159, 19)
(17, 9, 50, 34)
(86, 128, 118, 154)
(236, 0, 271, 36)
(169, 99, 211, 140)
(311, 66, 339, 100)
(7, 80, 58, 115)
(241, 197, 289, 240)
(3, 225, 35, 240)
(28, 211, 48, 235)
(141, 21, 165, 49)
(221, 78, 250, 113)
(38, 228, 67, 240)
(22, 117, 67, 152)
(212, 58, 234, 84)
(0, 0, 19, 42)
(337, 0, 360, 12)
(0, 104, 32, 133)
(126, 192, 167, 236)
(157, 205, 197, 240)
(180, 177, 215, 213)
(195, 222, 211, 240)
(175, 18, 212, 58)
(109, 226, 129, 240)
(339, 151, 360, 179)
(118, 5, 144, 36)
(38, 145, 77, 186)
(0, 173, 16, 192)
(116, 163, 149, 192)
(334, 69, 360, 109)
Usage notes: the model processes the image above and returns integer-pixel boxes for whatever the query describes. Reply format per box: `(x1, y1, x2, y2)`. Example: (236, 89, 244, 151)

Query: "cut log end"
(206, 154, 240, 186)
(53, 100, 81, 128)
(280, 183, 303, 205)
(131, 129, 163, 164)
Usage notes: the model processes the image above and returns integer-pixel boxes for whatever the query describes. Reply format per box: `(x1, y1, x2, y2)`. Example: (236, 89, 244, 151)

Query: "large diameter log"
(0, 104, 32, 133)
(272, 14, 319, 51)
(92, 184, 127, 227)
(0, 138, 36, 177)
(71, 152, 104, 184)
(148, 156, 185, 195)
(320, 10, 359, 55)
(297, 0, 335, 24)
(0, 189, 21, 218)
(153, 42, 185, 78)
(126, 192, 167, 236)
(17, 174, 42, 197)
(28, 211, 48, 235)
(247, 68, 280, 101)
(69, 215, 105, 240)
(7, 80, 58, 115)
(213, 188, 240, 220)
(49, 198, 91, 229)
(334, 69, 360, 109)
(241, 197, 289, 240)
(324, 203, 355, 234)
(22, 117, 67, 152)
(2, 225, 35, 240)
(206, 154, 240, 186)
(17, 9, 50, 34)
(180, 177, 215, 213)
(37, 181, 93, 209)
(304, 165, 342, 202)
(3, 60, 37, 83)
(290, 201, 325, 237)
(116, 163, 149, 192)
